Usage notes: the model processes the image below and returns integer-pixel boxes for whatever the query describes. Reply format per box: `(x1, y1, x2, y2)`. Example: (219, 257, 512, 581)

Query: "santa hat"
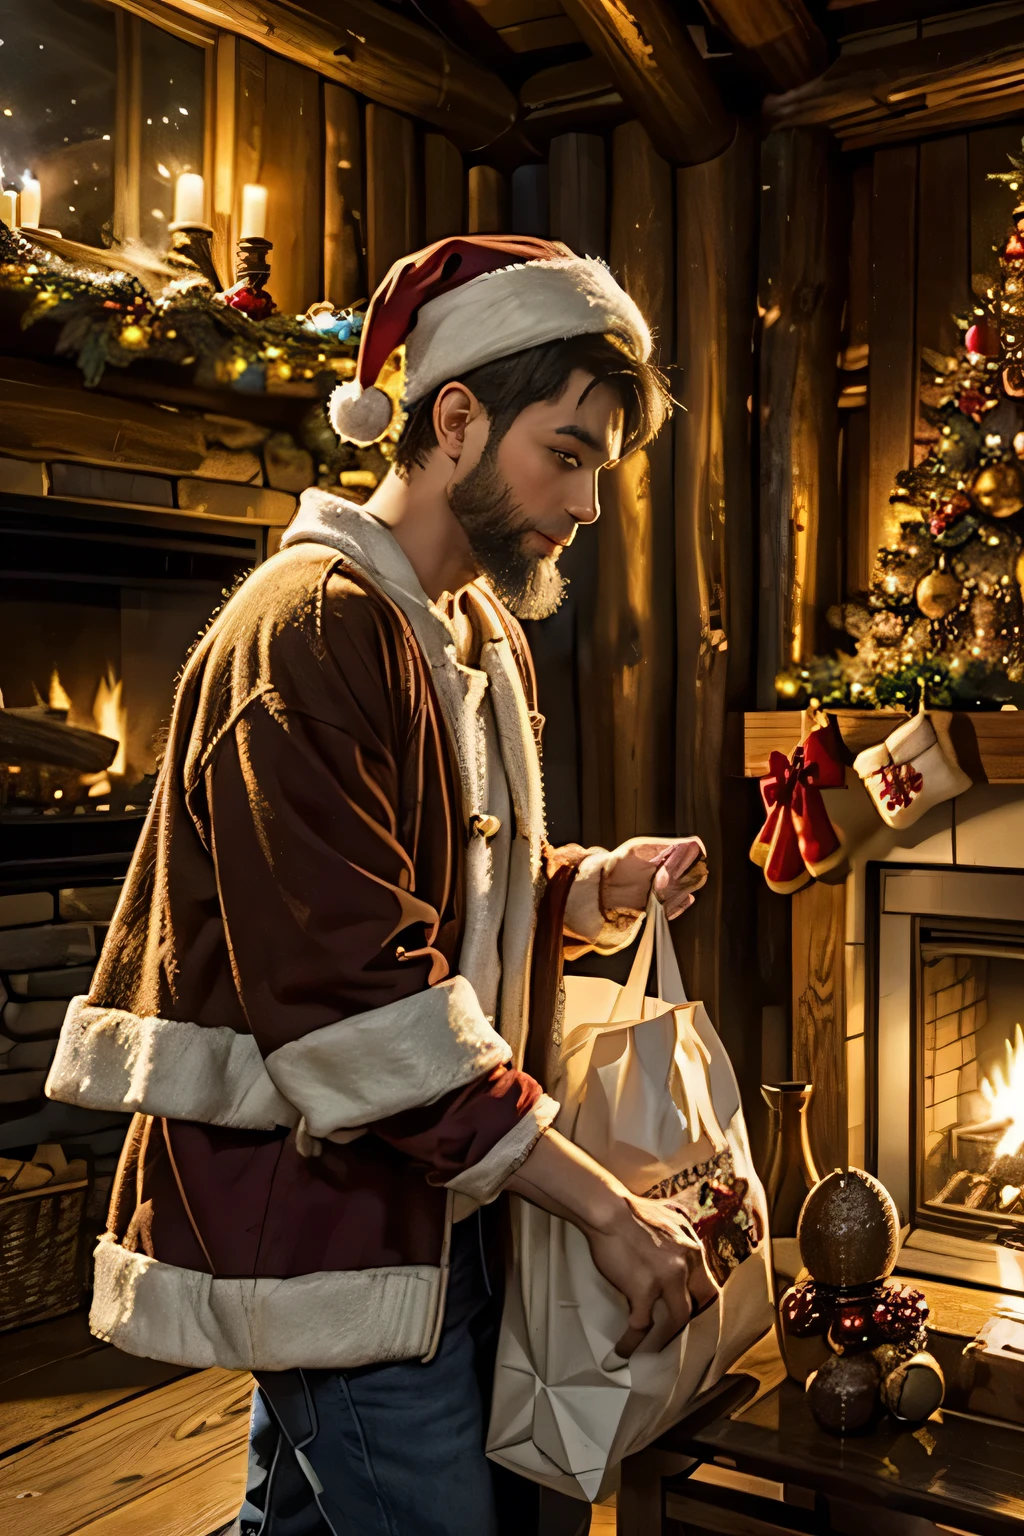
(329, 234, 652, 447)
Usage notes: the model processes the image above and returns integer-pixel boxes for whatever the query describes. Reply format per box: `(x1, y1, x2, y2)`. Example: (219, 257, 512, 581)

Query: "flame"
(48, 669, 72, 712)
(980, 1023, 1024, 1158)
(91, 671, 127, 776)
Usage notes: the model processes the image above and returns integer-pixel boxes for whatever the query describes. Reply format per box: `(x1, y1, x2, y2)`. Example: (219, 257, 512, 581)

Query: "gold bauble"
(969, 461, 1024, 518)
(916, 570, 962, 619)
(1017, 548, 1024, 591)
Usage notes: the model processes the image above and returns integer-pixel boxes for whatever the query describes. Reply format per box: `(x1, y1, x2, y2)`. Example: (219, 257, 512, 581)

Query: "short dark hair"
(392, 330, 671, 477)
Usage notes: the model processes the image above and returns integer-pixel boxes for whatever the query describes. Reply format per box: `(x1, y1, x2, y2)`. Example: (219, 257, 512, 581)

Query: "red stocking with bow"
(750, 720, 848, 894)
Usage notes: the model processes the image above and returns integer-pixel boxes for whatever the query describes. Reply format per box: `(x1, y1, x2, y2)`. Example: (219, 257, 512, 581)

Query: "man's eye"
(552, 449, 580, 468)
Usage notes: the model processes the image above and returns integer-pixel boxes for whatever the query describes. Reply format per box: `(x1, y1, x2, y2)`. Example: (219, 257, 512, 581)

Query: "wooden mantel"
(742, 709, 1024, 784)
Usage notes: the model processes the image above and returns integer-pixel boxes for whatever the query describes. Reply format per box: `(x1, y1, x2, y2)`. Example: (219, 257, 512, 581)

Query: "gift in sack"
(853, 709, 971, 829)
(487, 899, 773, 1504)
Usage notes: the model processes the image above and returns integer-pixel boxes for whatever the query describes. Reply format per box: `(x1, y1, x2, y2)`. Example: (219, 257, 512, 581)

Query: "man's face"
(447, 368, 625, 620)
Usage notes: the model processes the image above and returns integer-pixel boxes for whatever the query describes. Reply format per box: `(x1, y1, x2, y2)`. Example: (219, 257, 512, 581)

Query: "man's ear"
(433, 383, 482, 462)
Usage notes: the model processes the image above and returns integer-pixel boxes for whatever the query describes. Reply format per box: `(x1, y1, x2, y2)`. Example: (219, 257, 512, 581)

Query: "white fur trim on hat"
(329, 379, 395, 446)
(403, 256, 652, 406)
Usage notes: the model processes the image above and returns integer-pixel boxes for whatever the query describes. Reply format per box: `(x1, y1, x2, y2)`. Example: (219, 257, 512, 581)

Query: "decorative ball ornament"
(796, 1168, 899, 1289)
(879, 1350, 945, 1424)
(806, 1352, 880, 1434)
(969, 461, 1024, 518)
(916, 569, 963, 620)
(965, 320, 999, 356)
(1016, 548, 1024, 592)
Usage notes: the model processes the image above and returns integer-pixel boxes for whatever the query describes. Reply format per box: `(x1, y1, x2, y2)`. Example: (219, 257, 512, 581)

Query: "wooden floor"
(0, 1312, 615, 1535)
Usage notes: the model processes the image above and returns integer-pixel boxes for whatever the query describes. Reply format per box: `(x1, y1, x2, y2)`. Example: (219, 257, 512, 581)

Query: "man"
(46, 236, 714, 1536)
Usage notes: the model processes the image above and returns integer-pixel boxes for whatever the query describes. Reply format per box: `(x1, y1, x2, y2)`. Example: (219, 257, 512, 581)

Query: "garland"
(0, 222, 362, 390)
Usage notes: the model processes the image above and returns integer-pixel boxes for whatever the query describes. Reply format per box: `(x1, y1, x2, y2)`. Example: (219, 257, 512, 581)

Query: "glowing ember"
(980, 1023, 1024, 1158)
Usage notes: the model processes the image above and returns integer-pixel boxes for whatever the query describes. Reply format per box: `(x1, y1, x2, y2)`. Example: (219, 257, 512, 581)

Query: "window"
(138, 21, 206, 248)
(0, 0, 118, 246)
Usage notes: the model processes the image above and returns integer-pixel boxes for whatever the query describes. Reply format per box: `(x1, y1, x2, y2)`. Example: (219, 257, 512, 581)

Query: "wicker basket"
(0, 1177, 90, 1332)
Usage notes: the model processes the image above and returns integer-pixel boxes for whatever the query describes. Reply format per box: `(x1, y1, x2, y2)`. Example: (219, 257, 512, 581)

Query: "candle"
(1, 189, 17, 229)
(20, 177, 41, 228)
(240, 183, 268, 240)
(173, 172, 205, 225)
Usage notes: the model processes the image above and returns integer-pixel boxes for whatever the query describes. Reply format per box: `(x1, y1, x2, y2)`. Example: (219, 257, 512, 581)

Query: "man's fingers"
(612, 1323, 651, 1360)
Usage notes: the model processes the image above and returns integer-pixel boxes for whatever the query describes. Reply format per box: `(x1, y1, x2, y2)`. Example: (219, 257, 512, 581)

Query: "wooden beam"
(765, 11, 1024, 150)
(557, 0, 734, 166)
(235, 43, 323, 317)
(324, 84, 366, 308)
(675, 126, 759, 1074)
(365, 105, 420, 292)
(792, 880, 848, 1178)
(120, 0, 517, 151)
(867, 145, 917, 574)
(424, 135, 464, 246)
(586, 120, 675, 848)
(757, 128, 844, 706)
(699, 0, 827, 92)
(467, 165, 508, 235)
(548, 133, 606, 258)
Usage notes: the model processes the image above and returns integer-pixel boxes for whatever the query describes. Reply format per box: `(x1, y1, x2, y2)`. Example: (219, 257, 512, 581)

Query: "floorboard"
(0, 1364, 253, 1536)
(0, 1312, 617, 1534)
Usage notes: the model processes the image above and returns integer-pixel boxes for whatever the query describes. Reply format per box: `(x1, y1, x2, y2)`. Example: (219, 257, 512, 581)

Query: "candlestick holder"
(165, 220, 222, 292)
(223, 236, 276, 319)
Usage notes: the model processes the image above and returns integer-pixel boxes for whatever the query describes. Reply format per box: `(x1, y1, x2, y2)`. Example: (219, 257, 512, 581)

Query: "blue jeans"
(237, 1213, 588, 1536)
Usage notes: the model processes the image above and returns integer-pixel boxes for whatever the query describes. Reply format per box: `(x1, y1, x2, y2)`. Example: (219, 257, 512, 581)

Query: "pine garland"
(0, 222, 361, 390)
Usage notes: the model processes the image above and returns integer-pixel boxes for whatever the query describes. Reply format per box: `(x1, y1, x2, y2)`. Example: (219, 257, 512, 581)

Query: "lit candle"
(20, 176, 41, 228)
(1, 189, 17, 228)
(240, 183, 268, 240)
(173, 171, 205, 225)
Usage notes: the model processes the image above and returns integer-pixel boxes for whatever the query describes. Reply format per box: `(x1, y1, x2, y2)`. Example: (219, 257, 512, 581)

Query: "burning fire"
(48, 666, 129, 794)
(980, 1023, 1024, 1160)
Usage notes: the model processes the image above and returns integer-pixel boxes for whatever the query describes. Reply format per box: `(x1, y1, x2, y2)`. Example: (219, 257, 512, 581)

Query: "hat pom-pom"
(329, 380, 394, 446)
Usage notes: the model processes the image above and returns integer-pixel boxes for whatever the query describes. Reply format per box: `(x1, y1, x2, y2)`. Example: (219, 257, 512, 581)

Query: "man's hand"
(505, 1129, 718, 1359)
(602, 836, 708, 922)
(586, 1192, 719, 1359)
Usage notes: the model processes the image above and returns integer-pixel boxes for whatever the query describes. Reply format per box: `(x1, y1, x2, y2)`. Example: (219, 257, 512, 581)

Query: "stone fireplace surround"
(848, 784, 1024, 1291)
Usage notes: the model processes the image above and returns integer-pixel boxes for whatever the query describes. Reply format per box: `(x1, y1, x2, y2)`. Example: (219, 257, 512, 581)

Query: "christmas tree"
(780, 143, 1024, 712)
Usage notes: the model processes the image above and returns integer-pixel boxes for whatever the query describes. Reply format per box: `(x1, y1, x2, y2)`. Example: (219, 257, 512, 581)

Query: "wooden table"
(618, 1326, 1024, 1536)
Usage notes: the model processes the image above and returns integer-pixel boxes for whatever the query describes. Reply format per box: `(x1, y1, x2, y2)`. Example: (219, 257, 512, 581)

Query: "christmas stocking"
(853, 710, 972, 830)
(750, 719, 849, 894)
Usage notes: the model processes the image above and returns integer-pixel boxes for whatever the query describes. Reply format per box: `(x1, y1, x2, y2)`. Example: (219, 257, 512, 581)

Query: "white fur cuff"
(90, 1235, 443, 1370)
(564, 852, 644, 954)
(46, 998, 296, 1130)
(265, 975, 512, 1135)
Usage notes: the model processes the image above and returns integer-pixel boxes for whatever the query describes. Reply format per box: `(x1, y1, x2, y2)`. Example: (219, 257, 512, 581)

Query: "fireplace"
(0, 492, 261, 826)
(872, 864, 1024, 1292)
(0, 491, 260, 1149)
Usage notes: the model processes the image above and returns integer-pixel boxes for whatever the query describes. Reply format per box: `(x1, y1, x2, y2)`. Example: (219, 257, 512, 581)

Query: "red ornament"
(957, 388, 988, 421)
(929, 491, 971, 537)
(223, 279, 275, 319)
(964, 321, 999, 357)
(829, 1299, 872, 1351)
(1004, 231, 1024, 262)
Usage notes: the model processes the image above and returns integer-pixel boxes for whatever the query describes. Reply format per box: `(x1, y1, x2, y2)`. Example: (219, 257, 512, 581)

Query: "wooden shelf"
(742, 709, 1024, 784)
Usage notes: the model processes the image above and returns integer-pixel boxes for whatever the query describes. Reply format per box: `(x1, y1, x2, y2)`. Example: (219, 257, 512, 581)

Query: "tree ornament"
(879, 1351, 945, 1424)
(797, 1169, 900, 1289)
(806, 1352, 880, 1434)
(1016, 548, 1024, 592)
(929, 491, 972, 538)
(970, 461, 1024, 518)
(916, 565, 962, 620)
(965, 320, 999, 356)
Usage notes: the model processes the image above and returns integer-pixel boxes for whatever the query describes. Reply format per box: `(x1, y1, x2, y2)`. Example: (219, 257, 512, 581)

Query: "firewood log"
(0, 709, 117, 772)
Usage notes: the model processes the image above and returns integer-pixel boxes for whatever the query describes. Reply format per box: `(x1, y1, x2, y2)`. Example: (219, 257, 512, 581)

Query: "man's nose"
(568, 476, 601, 526)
